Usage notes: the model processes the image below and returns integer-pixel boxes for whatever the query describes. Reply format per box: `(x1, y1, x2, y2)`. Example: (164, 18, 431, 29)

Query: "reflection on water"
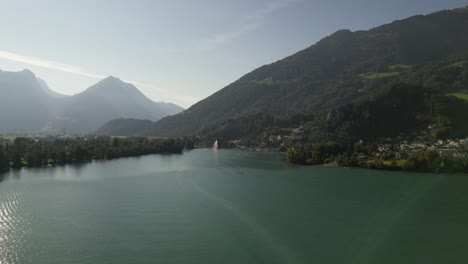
(0, 171, 7, 182)
(0, 170, 22, 183)
(0, 154, 169, 183)
(0, 189, 32, 264)
(0, 150, 282, 184)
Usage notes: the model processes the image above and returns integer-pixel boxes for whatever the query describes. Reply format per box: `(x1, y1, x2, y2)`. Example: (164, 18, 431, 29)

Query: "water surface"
(1, 149, 468, 264)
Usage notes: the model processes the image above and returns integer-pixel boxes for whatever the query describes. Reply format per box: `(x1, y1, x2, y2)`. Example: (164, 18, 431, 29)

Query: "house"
(448, 140, 460, 148)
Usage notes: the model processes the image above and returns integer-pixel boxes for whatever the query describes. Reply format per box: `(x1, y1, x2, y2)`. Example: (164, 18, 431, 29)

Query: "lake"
(1, 149, 468, 264)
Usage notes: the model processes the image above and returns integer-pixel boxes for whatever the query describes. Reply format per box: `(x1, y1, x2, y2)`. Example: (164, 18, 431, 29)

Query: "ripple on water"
(0, 190, 32, 264)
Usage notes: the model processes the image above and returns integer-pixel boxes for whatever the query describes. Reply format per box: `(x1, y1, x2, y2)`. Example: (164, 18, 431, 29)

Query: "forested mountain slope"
(140, 7, 468, 138)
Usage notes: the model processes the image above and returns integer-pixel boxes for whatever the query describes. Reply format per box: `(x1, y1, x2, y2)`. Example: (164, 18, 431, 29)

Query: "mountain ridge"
(135, 6, 468, 138)
(96, 6, 468, 139)
(0, 70, 184, 134)
(0, 69, 55, 131)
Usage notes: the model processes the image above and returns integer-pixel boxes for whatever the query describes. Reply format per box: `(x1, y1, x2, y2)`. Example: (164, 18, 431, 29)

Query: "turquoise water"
(1, 149, 468, 264)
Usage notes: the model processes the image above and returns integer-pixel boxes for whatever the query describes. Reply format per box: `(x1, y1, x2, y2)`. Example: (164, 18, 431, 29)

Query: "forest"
(0, 136, 190, 170)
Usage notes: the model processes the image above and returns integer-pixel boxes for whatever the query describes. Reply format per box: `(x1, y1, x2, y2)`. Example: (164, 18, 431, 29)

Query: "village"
(371, 138, 468, 160)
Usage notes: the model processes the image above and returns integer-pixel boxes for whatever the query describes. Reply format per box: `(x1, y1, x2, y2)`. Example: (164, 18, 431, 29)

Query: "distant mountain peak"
(0, 68, 36, 80)
(20, 68, 36, 78)
(21, 68, 33, 73)
(86, 76, 134, 93)
(95, 76, 136, 91)
(102, 75, 123, 82)
(0, 68, 183, 134)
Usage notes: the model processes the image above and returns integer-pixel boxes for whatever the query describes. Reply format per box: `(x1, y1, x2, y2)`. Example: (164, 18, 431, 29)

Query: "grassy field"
(448, 91, 468, 101)
(359, 71, 400, 80)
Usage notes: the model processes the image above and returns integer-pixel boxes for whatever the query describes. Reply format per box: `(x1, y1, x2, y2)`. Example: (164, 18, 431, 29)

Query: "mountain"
(95, 118, 154, 136)
(193, 82, 468, 149)
(37, 78, 68, 99)
(132, 7, 468, 138)
(46, 76, 184, 133)
(302, 83, 468, 143)
(197, 60, 468, 144)
(0, 69, 56, 132)
(0, 71, 184, 134)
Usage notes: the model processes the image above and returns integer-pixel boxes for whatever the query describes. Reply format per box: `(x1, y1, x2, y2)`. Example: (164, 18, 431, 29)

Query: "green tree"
(0, 146, 8, 170)
(11, 150, 23, 168)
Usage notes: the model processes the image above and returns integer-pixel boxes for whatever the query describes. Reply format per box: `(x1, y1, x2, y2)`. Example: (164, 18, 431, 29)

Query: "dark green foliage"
(400, 61, 468, 92)
(198, 82, 468, 147)
(71, 145, 90, 163)
(286, 143, 348, 165)
(286, 143, 364, 167)
(0, 146, 8, 170)
(286, 142, 468, 173)
(302, 83, 468, 143)
(182, 137, 196, 150)
(402, 150, 441, 172)
(285, 147, 308, 165)
(0, 137, 185, 169)
(25, 145, 44, 167)
(402, 150, 468, 173)
(11, 150, 23, 168)
(195, 112, 319, 148)
(441, 155, 468, 173)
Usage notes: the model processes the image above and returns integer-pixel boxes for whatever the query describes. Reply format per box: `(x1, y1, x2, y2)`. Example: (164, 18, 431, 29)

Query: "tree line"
(0, 136, 191, 170)
(285, 142, 468, 173)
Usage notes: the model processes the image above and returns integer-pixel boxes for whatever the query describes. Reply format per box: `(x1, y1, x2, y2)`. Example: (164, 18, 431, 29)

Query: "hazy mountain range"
(98, 6, 468, 141)
(0, 69, 183, 134)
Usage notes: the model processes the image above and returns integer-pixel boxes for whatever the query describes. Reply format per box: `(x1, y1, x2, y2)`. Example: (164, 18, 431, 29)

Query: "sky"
(0, 0, 467, 108)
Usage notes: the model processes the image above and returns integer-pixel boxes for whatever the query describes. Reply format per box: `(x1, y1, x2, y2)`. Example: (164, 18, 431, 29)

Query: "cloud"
(200, 0, 297, 49)
(0, 49, 106, 79)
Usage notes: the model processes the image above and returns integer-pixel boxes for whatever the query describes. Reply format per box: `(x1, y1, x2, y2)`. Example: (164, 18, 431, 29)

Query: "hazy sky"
(1, 0, 467, 107)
